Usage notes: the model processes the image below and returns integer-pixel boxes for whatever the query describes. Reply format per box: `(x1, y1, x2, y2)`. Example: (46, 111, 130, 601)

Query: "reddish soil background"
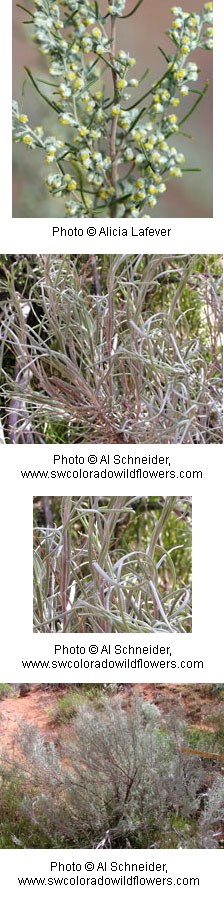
(0, 684, 219, 756)
(0, 687, 61, 756)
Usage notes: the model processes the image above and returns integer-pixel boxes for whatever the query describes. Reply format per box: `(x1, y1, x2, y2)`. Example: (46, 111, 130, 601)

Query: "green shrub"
(0, 774, 59, 848)
(49, 690, 87, 724)
(185, 725, 224, 756)
(0, 684, 16, 700)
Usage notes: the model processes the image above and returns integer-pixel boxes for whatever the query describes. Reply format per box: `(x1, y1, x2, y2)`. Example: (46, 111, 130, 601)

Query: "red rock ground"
(0, 684, 220, 757)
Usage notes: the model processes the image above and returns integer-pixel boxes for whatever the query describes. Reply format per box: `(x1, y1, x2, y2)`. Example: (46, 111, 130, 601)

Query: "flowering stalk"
(13, 1, 213, 217)
(110, 15, 119, 217)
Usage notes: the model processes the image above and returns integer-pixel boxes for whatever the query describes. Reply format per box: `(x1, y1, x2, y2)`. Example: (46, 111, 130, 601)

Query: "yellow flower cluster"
(12, 1, 213, 217)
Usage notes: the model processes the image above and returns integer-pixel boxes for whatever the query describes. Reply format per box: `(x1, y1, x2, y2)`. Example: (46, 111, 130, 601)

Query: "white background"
(0, 0, 223, 895)
(1, 849, 223, 902)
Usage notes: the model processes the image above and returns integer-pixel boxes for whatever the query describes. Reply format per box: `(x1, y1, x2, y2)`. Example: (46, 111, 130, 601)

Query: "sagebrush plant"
(1, 694, 223, 848)
(199, 778, 224, 849)
(33, 495, 192, 632)
(0, 254, 222, 444)
(12, 1, 213, 217)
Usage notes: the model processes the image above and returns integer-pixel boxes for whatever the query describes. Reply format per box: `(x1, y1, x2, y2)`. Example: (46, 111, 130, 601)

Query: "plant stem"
(61, 497, 72, 632)
(110, 17, 118, 217)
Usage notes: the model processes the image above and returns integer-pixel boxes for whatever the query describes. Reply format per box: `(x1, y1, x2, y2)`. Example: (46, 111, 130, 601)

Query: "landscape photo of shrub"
(33, 495, 192, 632)
(0, 683, 224, 849)
(0, 254, 222, 444)
(12, 1, 213, 218)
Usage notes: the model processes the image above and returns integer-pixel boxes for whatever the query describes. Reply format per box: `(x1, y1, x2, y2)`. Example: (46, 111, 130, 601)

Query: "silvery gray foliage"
(11, 697, 211, 848)
(32, 494, 192, 634)
(12, 1, 213, 217)
(1, 254, 221, 448)
(199, 777, 224, 848)
(19, 724, 63, 778)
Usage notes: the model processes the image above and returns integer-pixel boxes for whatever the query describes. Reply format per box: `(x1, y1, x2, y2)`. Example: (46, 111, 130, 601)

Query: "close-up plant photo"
(12, 0, 213, 218)
(33, 495, 192, 632)
(0, 254, 222, 444)
(0, 683, 224, 848)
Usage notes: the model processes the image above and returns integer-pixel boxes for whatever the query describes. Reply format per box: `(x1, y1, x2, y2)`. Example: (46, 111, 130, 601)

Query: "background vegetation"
(33, 495, 192, 632)
(0, 254, 222, 444)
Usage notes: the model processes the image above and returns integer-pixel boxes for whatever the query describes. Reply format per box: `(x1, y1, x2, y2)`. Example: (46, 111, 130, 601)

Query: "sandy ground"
(0, 688, 60, 756)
